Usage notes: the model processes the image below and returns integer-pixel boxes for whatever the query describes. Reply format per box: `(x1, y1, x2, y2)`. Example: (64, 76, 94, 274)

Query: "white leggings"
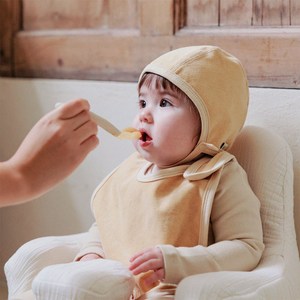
(4, 233, 134, 300)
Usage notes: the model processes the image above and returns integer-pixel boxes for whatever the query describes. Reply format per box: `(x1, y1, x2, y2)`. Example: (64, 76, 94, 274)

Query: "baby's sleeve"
(74, 222, 105, 261)
(158, 159, 265, 284)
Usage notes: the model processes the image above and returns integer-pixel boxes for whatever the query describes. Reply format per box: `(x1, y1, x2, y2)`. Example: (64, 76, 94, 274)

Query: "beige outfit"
(76, 150, 264, 298)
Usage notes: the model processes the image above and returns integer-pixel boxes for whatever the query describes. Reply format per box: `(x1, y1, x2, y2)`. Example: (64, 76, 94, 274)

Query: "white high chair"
(5, 126, 300, 299)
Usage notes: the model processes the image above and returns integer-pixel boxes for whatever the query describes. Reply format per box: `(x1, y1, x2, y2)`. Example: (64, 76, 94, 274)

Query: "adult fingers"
(68, 109, 93, 132)
(56, 99, 90, 119)
(80, 134, 99, 156)
(75, 119, 99, 145)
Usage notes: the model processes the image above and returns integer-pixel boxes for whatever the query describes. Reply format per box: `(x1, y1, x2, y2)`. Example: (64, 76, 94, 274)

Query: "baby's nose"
(139, 109, 153, 123)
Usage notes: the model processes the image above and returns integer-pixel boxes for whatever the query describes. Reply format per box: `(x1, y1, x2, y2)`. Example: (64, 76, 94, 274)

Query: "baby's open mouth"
(141, 132, 152, 142)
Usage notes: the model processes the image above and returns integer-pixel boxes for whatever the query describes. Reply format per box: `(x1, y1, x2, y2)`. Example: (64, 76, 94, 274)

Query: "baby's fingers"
(138, 270, 163, 293)
(130, 257, 161, 275)
(130, 247, 162, 273)
(129, 248, 147, 263)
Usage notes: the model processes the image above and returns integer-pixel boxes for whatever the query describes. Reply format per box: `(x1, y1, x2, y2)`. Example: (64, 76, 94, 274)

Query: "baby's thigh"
(32, 259, 135, 300)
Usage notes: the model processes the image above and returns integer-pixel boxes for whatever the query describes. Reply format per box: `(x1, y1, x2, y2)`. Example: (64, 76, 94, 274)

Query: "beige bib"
(91, 152, 226, 265)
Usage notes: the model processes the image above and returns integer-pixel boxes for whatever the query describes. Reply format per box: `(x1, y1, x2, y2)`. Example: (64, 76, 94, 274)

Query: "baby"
(75, 45, 264, 299)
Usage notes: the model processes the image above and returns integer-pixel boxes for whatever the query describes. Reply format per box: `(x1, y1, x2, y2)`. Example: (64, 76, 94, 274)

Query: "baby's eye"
(160, 99, 172, 107)
(139, 100, 146, 109)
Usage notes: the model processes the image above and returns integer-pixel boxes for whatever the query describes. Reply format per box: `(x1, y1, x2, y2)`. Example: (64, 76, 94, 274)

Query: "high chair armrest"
(175, 255, 300, 300)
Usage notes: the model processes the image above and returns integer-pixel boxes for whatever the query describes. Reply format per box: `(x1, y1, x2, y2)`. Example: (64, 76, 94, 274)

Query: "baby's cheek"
(132, 115, 139, 128)
(132, 139, 138, 151)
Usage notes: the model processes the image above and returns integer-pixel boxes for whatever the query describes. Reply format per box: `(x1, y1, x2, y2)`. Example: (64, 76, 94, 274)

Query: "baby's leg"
(32, 259, 135, 300)
(5, 234, 83, 298)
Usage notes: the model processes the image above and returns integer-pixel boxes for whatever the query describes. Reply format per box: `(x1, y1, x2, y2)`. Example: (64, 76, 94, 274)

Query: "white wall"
(0, 78, 138, 284)
(0, 78, 300, 286)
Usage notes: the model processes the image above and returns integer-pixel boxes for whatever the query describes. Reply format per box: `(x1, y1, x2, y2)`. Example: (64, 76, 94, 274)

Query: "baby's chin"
(134, 143, 187, 167)
(143, 154, 183, 169)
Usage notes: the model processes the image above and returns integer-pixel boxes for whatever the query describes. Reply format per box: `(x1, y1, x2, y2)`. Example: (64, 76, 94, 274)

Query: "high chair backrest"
(229, 126, 299, 260)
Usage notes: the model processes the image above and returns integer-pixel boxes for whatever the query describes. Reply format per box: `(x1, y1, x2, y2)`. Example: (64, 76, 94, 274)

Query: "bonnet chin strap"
(183, 150, 234, 181)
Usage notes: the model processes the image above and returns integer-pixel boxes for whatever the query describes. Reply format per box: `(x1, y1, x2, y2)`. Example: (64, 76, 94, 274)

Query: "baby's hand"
(78, 253, 102, 261)
(129, 247, 165, 285)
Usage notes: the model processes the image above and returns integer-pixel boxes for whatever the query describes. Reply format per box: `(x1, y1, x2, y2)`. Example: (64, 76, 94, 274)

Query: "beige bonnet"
(139, 46, 249, 166)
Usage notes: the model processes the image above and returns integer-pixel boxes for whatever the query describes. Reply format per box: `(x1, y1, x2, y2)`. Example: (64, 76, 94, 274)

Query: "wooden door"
(1, 0, 300, 88)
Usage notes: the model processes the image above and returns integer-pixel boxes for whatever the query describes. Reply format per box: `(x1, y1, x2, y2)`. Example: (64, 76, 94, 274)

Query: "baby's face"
(132, 83, 200, 169)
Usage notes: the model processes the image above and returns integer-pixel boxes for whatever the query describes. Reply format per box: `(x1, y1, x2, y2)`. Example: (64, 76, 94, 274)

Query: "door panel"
(1, 0, 299, 88)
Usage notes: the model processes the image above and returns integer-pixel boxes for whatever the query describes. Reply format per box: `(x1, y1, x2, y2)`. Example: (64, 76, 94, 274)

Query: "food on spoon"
(118, 127, 141, 140)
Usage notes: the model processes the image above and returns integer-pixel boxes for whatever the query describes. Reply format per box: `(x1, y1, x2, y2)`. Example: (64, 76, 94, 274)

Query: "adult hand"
(129, 247, 165, 286)
(0, 99, 99, 206)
